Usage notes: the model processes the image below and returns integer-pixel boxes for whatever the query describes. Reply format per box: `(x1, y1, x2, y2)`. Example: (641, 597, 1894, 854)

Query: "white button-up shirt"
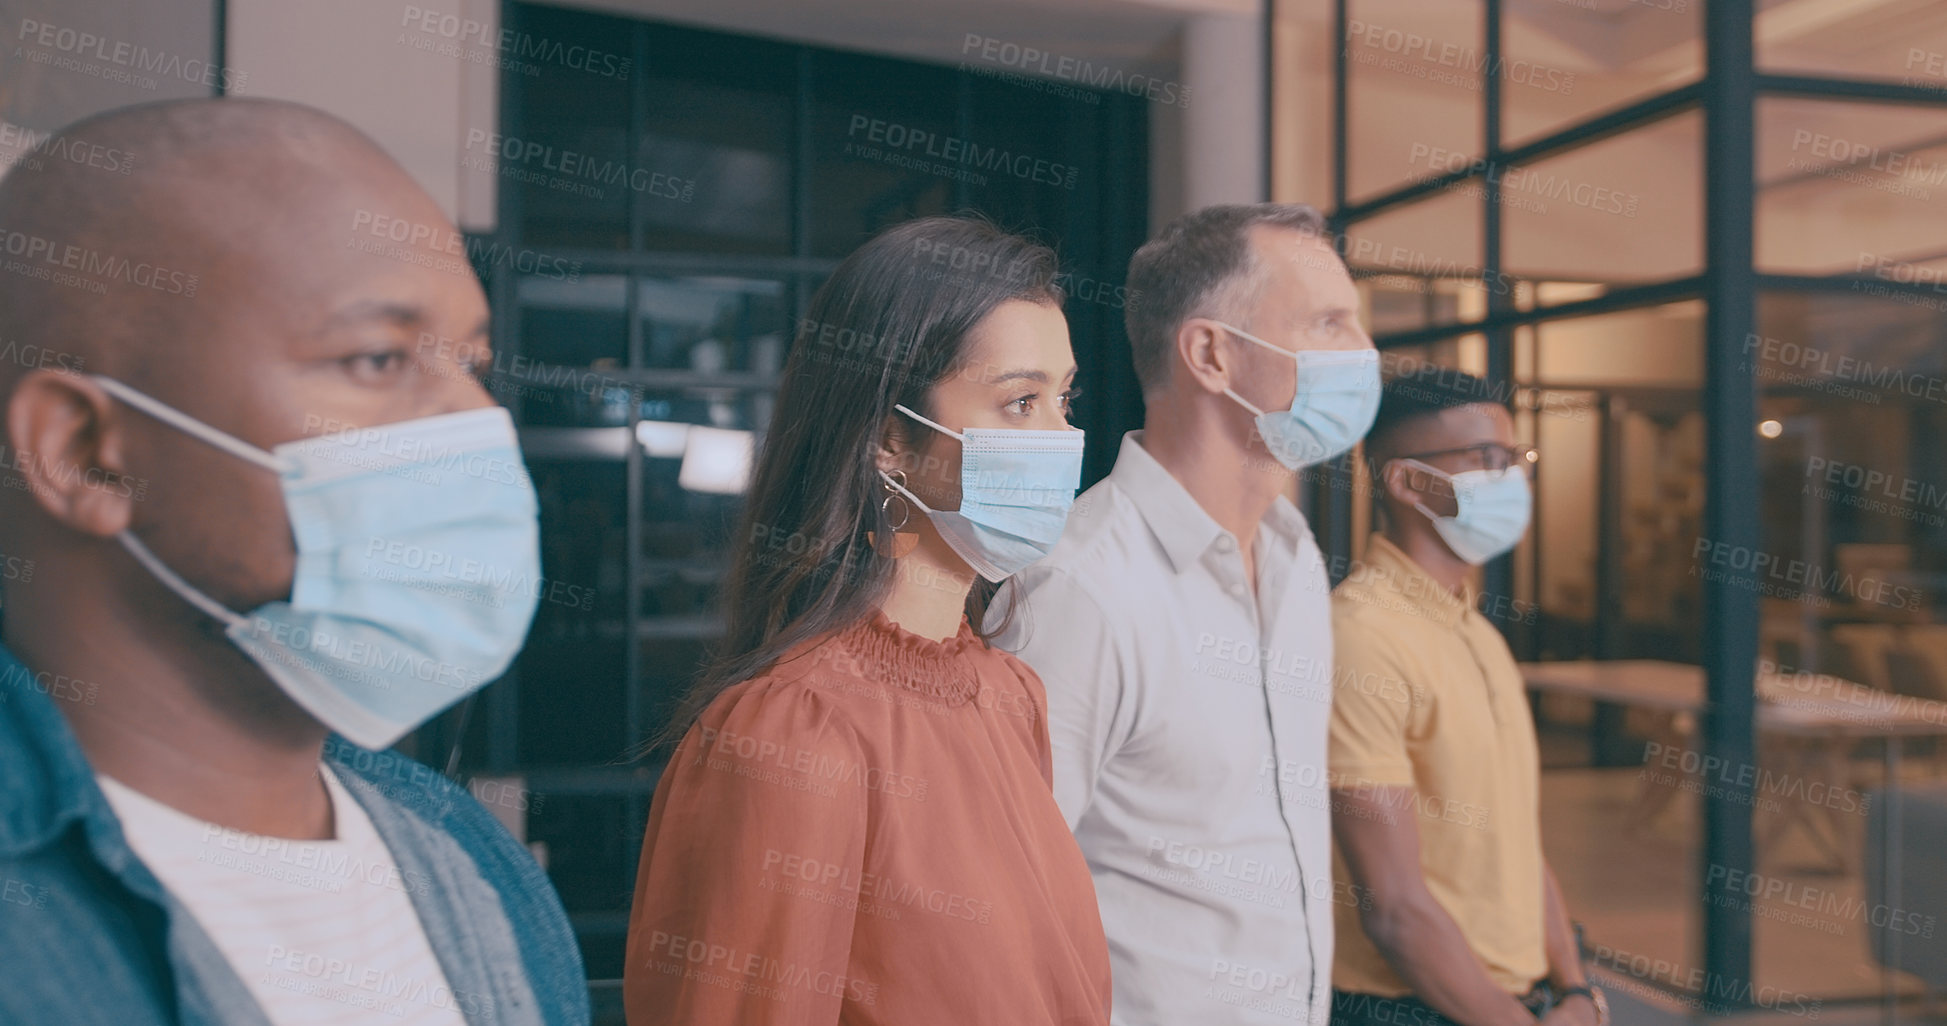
(988, 430, 1336, 1026)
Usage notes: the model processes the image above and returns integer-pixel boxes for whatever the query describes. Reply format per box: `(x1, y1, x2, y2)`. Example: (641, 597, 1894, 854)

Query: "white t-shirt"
(98, 766, 473, 1025)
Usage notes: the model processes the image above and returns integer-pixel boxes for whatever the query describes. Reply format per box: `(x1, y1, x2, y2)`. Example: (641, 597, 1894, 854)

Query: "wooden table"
(1520, 659, 1947, 736)
(1523, 660, 1947, 867)
(1523, 660, 1947, 1021)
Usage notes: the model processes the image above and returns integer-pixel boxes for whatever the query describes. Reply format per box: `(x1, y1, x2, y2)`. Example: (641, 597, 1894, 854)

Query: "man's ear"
(1387, 459, 1459, 517)
(1173, 318, 1233, 396)
(4, 369, 135, 537)
(1380, 459, 1417, 508)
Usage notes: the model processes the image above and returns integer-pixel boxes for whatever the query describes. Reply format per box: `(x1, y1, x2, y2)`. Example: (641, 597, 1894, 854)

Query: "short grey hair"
(1123, 203, 1331, 394)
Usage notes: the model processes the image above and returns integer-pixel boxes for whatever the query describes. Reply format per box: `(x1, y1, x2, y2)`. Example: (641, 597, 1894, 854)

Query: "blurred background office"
(7, 0, 1947, 1023)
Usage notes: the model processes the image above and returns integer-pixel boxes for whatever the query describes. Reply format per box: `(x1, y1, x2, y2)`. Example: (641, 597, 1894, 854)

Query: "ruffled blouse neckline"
(839, 607, 983, 703)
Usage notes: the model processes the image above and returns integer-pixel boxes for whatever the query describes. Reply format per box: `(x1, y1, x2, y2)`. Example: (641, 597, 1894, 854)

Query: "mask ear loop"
(892, 403, 965, 442)
(116, 532, 246, 628)
(1209, 322, 1288, 418)
(89, 376, 283, 628)
(92, 375, 290, 475)
(1389, 457, 1455, 523)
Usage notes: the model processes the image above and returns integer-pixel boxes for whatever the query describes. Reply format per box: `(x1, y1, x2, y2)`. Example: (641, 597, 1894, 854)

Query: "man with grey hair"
(989, 203, 1380, 1025)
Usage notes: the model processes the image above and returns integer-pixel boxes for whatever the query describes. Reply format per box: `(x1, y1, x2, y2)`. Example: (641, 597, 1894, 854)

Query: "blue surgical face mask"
(92, 376, 542, 750)
(1396, 457, 1532, 565)
(1212, 320, 1380, 469)
(879, 403, 1084, 583)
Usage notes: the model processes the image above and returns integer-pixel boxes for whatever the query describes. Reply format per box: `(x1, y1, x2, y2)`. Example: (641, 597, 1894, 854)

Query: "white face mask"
(1395, 458, 1532, 565)
(92, 376, 543, 750)
(881, 404, 1084, 582)
(1209, 321, 1381, 469)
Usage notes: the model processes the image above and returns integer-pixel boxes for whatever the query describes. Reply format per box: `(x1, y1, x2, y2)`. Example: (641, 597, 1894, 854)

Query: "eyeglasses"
(1398, 442, 1539, 474)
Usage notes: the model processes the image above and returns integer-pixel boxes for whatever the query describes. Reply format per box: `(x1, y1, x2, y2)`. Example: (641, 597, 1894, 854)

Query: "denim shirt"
(0, 641, 590, 1026)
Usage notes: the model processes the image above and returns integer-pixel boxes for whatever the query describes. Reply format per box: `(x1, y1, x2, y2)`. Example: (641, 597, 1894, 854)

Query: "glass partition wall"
(445, 2, 1152, 977)
(1283, 0, 1947, 1018)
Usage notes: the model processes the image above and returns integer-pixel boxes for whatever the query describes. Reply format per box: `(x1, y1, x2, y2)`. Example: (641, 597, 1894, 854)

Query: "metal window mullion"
(1701, 0, 1759, 1004)
(1482, 0, 1516, 624)
(1324, 0, 1353, 585)
(486, 0, 527, 775)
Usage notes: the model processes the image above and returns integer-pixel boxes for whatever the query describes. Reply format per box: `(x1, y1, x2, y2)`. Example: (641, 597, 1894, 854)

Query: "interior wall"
(0, 0, 217, 152)
(226, 0, 498, 229)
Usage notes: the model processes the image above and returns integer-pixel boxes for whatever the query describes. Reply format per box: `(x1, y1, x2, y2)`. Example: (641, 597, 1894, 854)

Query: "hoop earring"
(880, 470, 911, 531)
(868, 470, 919, 557)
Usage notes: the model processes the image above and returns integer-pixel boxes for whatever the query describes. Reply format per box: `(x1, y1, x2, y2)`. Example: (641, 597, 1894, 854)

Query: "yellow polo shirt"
(1328, 534, 1547, 997)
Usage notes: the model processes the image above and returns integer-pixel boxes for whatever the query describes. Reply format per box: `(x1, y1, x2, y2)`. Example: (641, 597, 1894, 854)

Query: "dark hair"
(1365, 363, 1502, 468)
(651, 216, 1065, 751)
(1123, 203, 1330, 394)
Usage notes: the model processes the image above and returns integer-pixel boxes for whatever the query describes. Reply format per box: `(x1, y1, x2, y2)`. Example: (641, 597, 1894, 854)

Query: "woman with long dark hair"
(622, 216, 1110, 1025)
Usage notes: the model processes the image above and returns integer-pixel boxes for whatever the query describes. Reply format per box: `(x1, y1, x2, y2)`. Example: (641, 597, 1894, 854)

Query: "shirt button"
(1216, 536, 1235, 552)
(1227, 582, 1245, 597)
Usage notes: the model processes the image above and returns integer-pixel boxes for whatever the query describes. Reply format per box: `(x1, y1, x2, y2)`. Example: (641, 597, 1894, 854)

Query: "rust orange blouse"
(623, 608, 1111, 1025)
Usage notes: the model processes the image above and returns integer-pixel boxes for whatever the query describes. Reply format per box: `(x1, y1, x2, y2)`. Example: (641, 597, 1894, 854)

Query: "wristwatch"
(1557, 985, 1609, 1026)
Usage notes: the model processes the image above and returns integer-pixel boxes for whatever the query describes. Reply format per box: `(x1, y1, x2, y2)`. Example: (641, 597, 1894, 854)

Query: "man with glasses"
(1327, 365, 1604, 1026)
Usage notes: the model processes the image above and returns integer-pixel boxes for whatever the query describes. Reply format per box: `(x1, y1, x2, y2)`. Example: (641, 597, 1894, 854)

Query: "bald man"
(0, 99, 586, 1025)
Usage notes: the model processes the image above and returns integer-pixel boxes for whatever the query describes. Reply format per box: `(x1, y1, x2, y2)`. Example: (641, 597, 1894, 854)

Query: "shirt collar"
(1347, 533, 1473, 628)
(1109, 430, 1308, 574)
(0, 641, 118, 860)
